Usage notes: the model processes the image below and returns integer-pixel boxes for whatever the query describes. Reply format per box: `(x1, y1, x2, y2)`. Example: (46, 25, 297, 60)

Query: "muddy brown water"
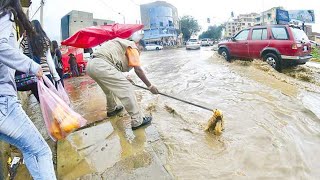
(65, 47, 320, 179)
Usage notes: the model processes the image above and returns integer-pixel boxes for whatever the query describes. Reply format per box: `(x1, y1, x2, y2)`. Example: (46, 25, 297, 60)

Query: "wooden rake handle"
(133, 84, 213, 112)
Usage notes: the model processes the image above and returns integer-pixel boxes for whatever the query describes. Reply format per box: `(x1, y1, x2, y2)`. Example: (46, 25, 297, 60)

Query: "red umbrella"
(61, 23, 144, 48)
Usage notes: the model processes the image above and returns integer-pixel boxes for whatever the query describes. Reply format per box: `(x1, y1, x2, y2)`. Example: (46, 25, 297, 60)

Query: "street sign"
(276, 9, 290, 25)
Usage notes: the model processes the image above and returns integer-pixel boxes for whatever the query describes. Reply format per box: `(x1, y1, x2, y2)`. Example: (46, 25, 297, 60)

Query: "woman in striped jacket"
(18, 19, 60, 102)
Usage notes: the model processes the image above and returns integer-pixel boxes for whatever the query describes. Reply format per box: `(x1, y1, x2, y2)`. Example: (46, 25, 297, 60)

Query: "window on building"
(252, 28, 268, 40)
(93, 21, 97, 26)
(234, 29, 249, 41)
(104, 22, 108, 25)
(242, 23, 245, 25)
(271, 27, 289, 40)
(267, 13, 271, 19)
(169, 20, 173, 27)
(248, 23, 251, 26)
(160, 22, 163, 27)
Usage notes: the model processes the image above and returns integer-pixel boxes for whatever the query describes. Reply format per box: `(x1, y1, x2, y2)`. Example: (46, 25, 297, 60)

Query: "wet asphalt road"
(65, 46, 320, 179)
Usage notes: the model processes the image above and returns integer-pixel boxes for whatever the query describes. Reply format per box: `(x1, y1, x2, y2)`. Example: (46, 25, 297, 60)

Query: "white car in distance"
(145, 44, 163, 51)
(186, 38, 200, 50)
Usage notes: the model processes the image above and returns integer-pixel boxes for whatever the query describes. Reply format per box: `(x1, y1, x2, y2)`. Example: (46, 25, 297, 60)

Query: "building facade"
(255, 7, 284, 25)
(225, 13, 258, 38)
(238, 13, 259, 29)
(61, 10, 114, 40)
(140, 1, 179, 45)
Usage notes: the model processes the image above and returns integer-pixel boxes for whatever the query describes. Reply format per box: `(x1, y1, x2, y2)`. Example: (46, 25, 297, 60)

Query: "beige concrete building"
(93, 18, 114, 26)
(225, 13, 258, 38)
(61, 10, 115, 40)
(255, 7, 284, 25)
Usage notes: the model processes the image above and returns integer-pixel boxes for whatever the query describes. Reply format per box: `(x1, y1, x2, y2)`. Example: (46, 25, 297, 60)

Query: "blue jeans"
(0, 95, 56, 180)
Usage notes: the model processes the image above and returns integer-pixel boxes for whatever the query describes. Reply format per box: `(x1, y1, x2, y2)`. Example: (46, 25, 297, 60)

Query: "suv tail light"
(292, 43, 298, 50)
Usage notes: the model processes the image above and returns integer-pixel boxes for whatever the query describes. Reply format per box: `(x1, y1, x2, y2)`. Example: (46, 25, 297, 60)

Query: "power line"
(128, 0, 140, 6)
(98, 0, 120, 15)
(30, 4, 42, 20)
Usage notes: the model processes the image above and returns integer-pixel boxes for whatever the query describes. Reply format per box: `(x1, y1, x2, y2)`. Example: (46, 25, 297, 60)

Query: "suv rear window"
(291, 27, 309, 42)
(271, 27, 289, 40)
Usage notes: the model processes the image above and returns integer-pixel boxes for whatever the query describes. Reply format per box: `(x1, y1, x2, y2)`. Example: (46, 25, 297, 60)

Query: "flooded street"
(64, 47, 320, 179)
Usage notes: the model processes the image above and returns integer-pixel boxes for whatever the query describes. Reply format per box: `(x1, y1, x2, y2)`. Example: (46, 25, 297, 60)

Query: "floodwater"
(64, 47, 320, 179)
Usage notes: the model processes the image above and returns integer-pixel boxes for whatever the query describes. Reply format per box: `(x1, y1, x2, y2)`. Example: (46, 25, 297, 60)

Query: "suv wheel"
(264, 53, 281, 71)
(156, 47, 159, 50)
(220, 48, 231, 62)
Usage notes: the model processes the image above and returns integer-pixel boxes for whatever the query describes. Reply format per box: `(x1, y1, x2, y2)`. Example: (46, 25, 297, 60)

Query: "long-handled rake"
(132, 83, 224, 135)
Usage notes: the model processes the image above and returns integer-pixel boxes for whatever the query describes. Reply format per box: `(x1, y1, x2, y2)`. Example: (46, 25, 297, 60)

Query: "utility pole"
(262, 0, 265, 25)
(40, 0, 45, 26)
(118, 13, 125, 24)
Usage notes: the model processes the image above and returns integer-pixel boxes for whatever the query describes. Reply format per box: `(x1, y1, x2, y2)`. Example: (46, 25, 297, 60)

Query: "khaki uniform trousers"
(87, 58, 143, 128)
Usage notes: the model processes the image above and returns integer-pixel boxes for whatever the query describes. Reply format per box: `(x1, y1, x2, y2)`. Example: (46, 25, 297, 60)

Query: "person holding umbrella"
(87, 33, 159, 141)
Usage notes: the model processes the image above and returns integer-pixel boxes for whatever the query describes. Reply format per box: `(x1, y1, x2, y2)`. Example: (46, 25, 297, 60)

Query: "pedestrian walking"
(17, 19, 60, 102)
(0, 0, 56, 179)
(51, 40, 64, 86)
(68, 53, 79, 77)
(87, 33, 159, 141)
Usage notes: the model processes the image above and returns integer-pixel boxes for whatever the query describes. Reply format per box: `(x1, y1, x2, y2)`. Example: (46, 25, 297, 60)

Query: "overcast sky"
(29, 0, 320, 42)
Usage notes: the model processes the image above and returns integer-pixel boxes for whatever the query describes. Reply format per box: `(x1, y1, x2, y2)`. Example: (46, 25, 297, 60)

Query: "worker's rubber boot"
(132, 116, 152, 130)
(107, 106, 124, 117)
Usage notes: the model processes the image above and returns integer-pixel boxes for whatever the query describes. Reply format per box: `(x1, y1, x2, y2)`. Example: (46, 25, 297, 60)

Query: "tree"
(199, 25, 223, 40)
(180, 15, 201, 41)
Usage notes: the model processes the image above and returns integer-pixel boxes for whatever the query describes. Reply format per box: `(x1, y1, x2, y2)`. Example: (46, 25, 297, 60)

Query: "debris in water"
(204, 109, 224, 136)
(253, 60, 273, 72)
(164, 104, 177, 116)
(181, 128, 193, 134)
(235, 60, 252, 66)
(282, 67, 315, 83)
(236, 171, 246, 176)
(146, 103, 157, 113)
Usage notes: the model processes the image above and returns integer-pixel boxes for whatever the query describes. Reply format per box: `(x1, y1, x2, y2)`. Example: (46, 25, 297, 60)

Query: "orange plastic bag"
(38, 76, 87, 141)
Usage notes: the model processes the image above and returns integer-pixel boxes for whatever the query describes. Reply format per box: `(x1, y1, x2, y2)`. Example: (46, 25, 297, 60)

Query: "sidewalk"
(58, 120, 171, 179)
(10, 76, 172, 179)
(57, 76, 172, 179)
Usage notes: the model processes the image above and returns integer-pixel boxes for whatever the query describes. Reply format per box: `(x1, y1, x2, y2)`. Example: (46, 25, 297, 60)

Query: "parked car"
(201, 39, 210, 46)
(186, 38, 200, 50)
(201, 38, 214, 46)
(218, 25, 312, 71)
(145, 44, 163, 51)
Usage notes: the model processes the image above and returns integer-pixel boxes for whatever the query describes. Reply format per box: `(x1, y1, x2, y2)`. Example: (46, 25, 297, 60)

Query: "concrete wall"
(93, 19, 115, 26)
(68, 11, 93, 36)
(61, 10, 115, 39)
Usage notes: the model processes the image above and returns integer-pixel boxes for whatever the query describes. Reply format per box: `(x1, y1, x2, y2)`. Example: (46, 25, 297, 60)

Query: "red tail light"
(292, 43, 298, 50)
